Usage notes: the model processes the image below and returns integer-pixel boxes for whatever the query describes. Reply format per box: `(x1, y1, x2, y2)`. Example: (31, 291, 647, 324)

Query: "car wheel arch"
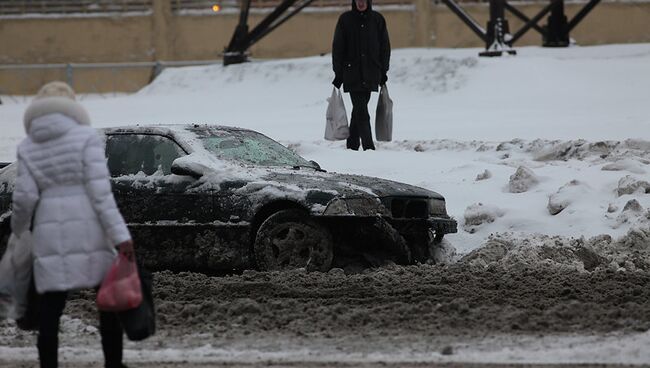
(253, 207, 334, 272)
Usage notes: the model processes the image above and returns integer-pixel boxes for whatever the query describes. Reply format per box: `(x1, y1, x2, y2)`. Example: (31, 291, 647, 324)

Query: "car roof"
(101, 124, 259, 153)
(102, 124, 253, 136)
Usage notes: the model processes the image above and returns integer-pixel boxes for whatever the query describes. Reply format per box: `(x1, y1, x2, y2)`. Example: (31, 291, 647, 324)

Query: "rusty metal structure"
(223, 0, 602, 61)
(223, 0, 409, 65)
(224, 0, 319, 65)
(0, 0, 603, 63)
(441, 0, 601, 56)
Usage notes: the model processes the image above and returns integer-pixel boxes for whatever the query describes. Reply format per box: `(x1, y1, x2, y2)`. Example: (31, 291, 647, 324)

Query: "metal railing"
(0, 60, 221, 97)
(1, 0, 587, 16)
(0, 0, 153, 15)
(0, 0, 414, 16)
(172, 0, 236, 11)
(171, 0, 412, 11)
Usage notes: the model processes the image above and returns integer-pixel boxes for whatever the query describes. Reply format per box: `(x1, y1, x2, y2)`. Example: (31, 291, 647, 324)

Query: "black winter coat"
(332, 0, 391, 92)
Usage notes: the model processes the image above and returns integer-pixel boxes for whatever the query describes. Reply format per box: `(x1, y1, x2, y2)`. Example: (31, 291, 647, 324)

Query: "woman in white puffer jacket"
(11, 81, 132, 368)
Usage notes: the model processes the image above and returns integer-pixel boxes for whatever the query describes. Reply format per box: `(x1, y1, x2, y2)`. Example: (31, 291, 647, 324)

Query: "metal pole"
(149, 61, 163, 83)
(66, 63, 74, 88)
(479, 0, 516, 56)
(544, 0, 570, 47)
(224, 0, 252, 65)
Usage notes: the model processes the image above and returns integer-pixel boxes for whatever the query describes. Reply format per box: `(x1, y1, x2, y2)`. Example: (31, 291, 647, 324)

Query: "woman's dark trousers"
(38, 291, 124, 368)
(347, 91, 376, 151)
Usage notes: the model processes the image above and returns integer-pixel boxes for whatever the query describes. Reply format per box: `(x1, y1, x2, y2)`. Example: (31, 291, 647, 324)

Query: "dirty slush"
(2, 228, 650, 367)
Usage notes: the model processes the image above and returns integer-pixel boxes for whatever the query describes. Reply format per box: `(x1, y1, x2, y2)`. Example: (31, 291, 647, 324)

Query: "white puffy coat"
(11, 98, 131, 293)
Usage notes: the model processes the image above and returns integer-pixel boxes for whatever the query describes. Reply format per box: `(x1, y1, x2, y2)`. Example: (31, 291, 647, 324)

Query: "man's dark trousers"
(347, 91, 375, 151)
(38, 291, 124, 368)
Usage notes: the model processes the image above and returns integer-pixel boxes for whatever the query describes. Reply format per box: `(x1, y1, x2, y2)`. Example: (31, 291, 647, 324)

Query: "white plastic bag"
(375, 84, 393, 142)
(325, 87, 350, 141)
(0, 232, 33, 320)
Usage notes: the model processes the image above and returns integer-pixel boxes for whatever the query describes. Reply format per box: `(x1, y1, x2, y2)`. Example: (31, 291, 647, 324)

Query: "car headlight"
(323, 198, 390, 216)
(429, 198, 448, 216)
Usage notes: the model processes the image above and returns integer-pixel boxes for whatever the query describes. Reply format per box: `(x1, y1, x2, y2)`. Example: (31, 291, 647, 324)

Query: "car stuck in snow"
(0, 124, 456, 272)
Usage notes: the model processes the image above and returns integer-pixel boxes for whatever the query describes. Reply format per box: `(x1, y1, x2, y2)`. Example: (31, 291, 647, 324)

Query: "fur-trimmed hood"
(23, 82, 90, 135)
(23, 96, 90, 135)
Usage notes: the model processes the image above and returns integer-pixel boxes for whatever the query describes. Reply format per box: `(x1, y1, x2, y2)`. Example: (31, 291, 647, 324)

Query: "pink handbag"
(96, 245, 142, 312)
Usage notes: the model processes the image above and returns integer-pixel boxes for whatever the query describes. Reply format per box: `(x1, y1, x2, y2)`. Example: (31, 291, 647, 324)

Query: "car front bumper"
(388, 216, 458, 235)
(429, 217, 458, 234)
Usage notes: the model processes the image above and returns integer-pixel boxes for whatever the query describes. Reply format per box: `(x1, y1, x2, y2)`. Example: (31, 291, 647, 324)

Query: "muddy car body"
(0, 125, 456, 272)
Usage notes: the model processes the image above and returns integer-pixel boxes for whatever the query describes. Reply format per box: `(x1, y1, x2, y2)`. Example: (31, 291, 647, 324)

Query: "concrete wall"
(1, 1, 649, 94)
(0, 16, 154, 64)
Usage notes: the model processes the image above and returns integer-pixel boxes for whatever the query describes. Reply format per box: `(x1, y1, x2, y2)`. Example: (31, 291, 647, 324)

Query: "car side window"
(105, 134, 185, 177)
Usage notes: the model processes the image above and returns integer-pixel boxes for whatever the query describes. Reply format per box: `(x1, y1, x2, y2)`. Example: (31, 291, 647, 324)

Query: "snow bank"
(459, 226, 650, 273)
(463, 203, 506, 233)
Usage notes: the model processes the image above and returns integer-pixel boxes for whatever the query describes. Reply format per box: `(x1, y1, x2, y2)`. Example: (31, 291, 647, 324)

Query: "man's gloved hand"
(381, 74, 388, 86)
(332, 76, 343, 89)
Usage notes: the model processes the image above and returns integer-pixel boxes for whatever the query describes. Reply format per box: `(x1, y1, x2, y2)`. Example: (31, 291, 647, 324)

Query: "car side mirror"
(171, 156, 203, 179)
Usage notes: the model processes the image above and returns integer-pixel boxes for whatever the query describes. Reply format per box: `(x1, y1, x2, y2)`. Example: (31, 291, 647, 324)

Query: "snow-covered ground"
(1, 43, 650, 366)
(2, 44, 649, 254)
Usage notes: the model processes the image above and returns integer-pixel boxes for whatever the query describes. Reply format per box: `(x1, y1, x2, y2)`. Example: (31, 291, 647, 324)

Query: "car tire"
(254, 209, 334, 272)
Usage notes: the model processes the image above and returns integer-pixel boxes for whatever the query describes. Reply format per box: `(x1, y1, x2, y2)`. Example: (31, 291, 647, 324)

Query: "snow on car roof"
(103, 124, 345, 211)
(102, 123, 253, 135)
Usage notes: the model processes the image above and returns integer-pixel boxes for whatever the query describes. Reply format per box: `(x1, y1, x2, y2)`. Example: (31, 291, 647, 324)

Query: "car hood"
(175, 152, 444, 201)
(261, 169, 445, 200)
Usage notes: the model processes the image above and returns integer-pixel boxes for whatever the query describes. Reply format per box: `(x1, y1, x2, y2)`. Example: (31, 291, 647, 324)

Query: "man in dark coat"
(332, 0, 391, 151)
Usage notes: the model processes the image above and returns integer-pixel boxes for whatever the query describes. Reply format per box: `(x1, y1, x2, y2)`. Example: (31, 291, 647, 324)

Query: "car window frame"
(104, 132, 189, 178)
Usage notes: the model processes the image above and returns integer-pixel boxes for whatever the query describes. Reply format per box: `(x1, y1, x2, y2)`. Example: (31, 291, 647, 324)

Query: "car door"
(104, 133, 217, 271)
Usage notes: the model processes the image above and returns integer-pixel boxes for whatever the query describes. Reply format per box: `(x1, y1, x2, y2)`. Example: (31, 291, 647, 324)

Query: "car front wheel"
(254, 209, 334, 272)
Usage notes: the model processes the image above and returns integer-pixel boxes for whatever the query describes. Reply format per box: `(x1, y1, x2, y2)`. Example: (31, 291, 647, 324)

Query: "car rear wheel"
(254, 209, 333, 272)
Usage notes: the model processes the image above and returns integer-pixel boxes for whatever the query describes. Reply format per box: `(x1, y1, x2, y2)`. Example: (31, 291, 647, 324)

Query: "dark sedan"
(0, 125, 456, 272)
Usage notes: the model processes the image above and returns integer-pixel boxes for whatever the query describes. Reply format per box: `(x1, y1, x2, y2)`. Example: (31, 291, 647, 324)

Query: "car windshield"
(198, 129, 314, 168)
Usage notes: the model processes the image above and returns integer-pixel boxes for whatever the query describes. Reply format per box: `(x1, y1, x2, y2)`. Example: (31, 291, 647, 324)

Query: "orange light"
(212, 4, 221, 12)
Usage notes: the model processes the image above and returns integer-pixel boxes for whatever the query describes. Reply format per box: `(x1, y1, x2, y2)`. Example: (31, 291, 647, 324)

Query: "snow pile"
(463, 203, 505, 233)
(529, 139, 650, 163)
(475, 169, 492, 181)
(431, 238, 457, 264)
(602, 159, 647, 174)
(547, 180, 589, 215)
(459, 226, 650, 273)
(611, 199, 650, 230)
(617, 175, 650, 196)
(507, 166, 539, 193)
